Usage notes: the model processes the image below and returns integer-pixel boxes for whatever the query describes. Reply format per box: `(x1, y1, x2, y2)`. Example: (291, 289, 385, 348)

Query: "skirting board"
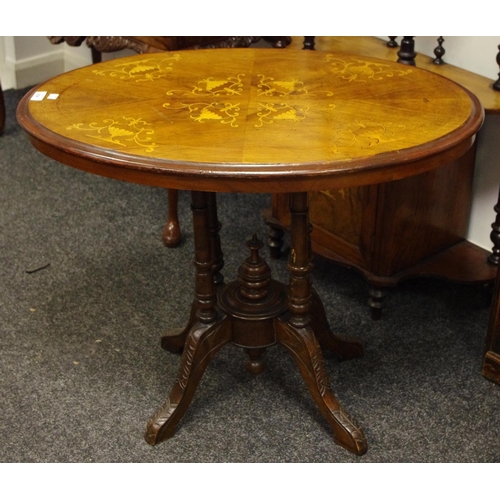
(4, 49, 91, 90)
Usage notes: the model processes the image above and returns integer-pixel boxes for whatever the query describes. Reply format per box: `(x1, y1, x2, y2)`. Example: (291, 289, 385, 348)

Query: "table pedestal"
(145, 191, 367, 456)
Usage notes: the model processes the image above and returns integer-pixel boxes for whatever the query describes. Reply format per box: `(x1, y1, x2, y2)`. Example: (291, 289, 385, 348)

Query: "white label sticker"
(31, 91, 47, 101)
(47, 93, 59, 100)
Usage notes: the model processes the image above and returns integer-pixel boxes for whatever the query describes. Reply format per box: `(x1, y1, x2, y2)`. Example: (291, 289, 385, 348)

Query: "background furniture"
(265, 36, 500, 318)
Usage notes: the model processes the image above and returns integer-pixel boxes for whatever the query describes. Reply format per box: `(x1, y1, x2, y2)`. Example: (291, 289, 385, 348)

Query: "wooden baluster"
(207, 192, 224, 288)
(489, 187, 500, 265)
(287, 192, 313, 328)
(190, 191, 218, 325)
(433, 37, 445, 65)
(387, 37, 398, 48)
(303, 37, 316, 51)
(494, 45, 500, 91)
(397, 36, 417, 65)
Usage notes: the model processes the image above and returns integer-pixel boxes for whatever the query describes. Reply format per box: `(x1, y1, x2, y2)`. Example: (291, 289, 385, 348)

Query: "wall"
(1, 36, 500, 252)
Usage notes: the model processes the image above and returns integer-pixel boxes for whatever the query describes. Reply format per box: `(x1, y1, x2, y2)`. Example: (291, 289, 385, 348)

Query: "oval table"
(17, 48, 483, 456)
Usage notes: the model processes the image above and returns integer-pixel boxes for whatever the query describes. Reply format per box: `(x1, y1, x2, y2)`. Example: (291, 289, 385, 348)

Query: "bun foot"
(244, 348, 267, 375)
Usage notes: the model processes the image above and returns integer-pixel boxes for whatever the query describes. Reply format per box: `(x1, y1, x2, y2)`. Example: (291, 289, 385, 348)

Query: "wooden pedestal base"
(145, 191, 367, 456)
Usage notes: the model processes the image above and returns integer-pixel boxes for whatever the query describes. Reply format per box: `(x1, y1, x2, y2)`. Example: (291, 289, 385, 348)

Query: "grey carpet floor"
(1, 87, 499, 463)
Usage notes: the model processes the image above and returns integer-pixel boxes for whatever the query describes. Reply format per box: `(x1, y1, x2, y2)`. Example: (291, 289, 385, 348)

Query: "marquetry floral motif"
(257, 75, 310, 97)
(165, 74, 244, 98)
(326, 55, 413, 83)
(331, 119, 408, 152)
(163, 101, 241, 127)
(162, 74, 329, 128)
(92, 54, 181, 82)
(66, 117, 158, 152)
(255, 103, 310, 128)
(188, 74, 244, 96)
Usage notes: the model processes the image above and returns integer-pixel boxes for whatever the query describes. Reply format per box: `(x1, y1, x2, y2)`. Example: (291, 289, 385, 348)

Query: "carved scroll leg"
(310, 289, 364, 360)
(162, 189, 182, 248)
(145, 317, 231, 445)
(276, 319, 367, 455)
(147, 189, 228, 444)
(282, 192, 366, 455)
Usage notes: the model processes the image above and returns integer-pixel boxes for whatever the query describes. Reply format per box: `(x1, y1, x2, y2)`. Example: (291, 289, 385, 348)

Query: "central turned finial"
(237, 234, 271, 301)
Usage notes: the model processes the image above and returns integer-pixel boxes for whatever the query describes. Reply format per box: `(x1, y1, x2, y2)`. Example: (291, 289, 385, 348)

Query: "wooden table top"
(17, 48, 484, 193)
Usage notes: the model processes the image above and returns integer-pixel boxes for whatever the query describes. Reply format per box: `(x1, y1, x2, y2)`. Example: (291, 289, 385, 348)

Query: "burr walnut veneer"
(17, 49, 483, 455)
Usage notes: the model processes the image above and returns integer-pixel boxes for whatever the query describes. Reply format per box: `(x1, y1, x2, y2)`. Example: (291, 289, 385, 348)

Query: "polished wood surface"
(18, 49, 482, 194)
(16, 48, 485, 455)
(287, 36, 500, 114)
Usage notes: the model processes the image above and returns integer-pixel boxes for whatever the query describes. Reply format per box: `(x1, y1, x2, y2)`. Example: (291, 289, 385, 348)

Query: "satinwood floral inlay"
(326, 55, 413, 82)
(67, 117, 158, 152)
(256, 75, 310, 97)
(255, 103, 310, 128)
(92, 54, 181, 82)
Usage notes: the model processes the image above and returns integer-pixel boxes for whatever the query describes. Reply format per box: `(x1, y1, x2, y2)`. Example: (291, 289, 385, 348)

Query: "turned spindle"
(387, 37, 398, 48)
(397, 36, 416, 65)
(433, 37, 445, 65)
(303, 37, 315, 50)
(494, 45, 500, 91)
(489, 187, 500, 265)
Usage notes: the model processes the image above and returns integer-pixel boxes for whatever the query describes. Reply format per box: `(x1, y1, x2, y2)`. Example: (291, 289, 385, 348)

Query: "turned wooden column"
(191, 190, 218, 325)
(207, 192, 224, 288)
(489, 187, 500, 265)
(303, 37, 316, 50)
(494, 45, 500, 91)
(287, 192, 313, 328)
(433, 37, 445, 65)
(387, 37, 398, 48)
(397, 37, 417, 65)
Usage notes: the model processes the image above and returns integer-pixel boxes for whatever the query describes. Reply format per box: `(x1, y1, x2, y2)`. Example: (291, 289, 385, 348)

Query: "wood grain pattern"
(17, 45, 487, 453)
(17, 48, 483, 194)
(287, 36, 500, 114)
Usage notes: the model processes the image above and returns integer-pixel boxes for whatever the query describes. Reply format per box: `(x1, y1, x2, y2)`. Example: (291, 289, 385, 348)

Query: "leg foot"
(162, 189, 182, 248)
(368, 286, 385, 320)
(276, 319, 367, 456)
(145, 317, 231, 445)
(244, 347, 267, 375)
